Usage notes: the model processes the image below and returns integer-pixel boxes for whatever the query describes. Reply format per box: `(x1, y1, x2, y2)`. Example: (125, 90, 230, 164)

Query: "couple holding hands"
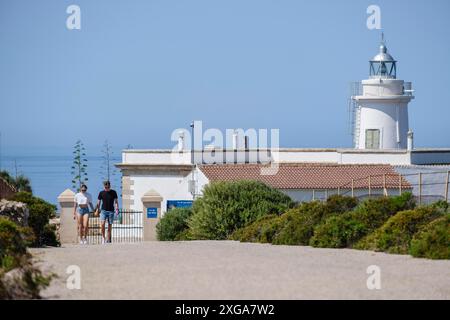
(73, 180, 118, 244)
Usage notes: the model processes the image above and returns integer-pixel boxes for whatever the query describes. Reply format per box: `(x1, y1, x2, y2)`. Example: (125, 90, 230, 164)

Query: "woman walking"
(73, 184, 95, 244)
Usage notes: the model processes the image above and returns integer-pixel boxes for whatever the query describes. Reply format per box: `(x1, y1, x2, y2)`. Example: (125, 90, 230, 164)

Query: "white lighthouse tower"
(352, 36, 414, 150)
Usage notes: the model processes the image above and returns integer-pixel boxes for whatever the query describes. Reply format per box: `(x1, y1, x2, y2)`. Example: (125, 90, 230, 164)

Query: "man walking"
(97, 181, 119, 244)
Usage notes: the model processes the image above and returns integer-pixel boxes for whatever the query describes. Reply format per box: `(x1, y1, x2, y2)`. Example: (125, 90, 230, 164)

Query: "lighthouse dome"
(371, 44, 396, 62)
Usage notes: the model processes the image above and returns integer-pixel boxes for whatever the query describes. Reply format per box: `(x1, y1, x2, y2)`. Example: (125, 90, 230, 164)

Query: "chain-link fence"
(333, 169, 450, 205)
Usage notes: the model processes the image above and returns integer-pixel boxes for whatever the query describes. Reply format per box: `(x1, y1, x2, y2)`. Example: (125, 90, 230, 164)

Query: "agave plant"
(71, 139, 89, 191)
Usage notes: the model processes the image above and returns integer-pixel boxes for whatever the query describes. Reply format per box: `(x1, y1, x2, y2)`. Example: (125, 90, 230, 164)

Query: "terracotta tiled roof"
(199, 163, 412, 190)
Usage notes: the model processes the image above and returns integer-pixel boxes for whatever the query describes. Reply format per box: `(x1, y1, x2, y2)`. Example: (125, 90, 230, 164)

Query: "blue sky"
(1, 0, 450, 156)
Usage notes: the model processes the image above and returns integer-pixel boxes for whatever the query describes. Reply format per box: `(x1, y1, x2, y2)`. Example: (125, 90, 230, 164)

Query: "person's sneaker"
(83, 238, 88, 245)
(101, 238, 106, 244)
(79, 240, 84, 245)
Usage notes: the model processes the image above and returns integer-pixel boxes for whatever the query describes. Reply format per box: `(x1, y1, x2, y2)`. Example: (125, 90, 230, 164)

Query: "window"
(365, 129, 380, 149)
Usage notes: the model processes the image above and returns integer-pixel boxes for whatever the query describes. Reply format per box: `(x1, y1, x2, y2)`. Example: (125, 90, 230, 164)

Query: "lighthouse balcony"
(352, 95, 414, 102)
(350, 80, 414, 100)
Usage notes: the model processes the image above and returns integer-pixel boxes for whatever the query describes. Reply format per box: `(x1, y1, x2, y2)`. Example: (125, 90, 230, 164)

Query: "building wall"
(121, 175, 134, 209)
(123, 150, 192, 165)
(339, 150, 410, 165)
(195, 166, 210, 196)
(126, 172, 193, 214)
(357, 101, 409, 149)
(122, 148, 425, 166)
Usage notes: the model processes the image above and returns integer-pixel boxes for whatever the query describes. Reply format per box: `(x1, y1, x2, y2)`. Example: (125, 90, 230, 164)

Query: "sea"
(1, 147, 123, 209)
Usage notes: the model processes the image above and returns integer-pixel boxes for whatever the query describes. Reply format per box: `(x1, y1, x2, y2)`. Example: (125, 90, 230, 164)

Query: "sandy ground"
(30, 241, 450, 300)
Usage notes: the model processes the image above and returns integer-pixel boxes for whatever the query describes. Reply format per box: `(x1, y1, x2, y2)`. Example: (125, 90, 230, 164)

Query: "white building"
(116, 40, 450, 213)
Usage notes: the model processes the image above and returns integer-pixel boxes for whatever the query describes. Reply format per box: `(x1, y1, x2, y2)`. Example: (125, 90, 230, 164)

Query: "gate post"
(141, 189, 163, 241)
(58, 189, 77, 244)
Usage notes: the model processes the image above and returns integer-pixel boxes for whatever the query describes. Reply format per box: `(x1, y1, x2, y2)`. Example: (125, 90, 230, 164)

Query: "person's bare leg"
(77, 214, 83, 241)
(107, 221, 112, 242)
(101, 220, 106, 241)
(83, 214, 89, 242)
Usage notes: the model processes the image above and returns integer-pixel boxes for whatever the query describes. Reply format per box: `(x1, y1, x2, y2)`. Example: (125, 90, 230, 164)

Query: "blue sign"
(146, 207, 158, 218)
(167, 200, 193, 211)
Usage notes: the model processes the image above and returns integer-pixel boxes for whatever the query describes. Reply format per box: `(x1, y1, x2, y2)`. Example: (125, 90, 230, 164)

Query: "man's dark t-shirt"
(98, 190, 118, 211)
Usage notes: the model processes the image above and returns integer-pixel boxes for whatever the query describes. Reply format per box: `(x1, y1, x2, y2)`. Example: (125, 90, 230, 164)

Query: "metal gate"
(86, 209, 143, 244)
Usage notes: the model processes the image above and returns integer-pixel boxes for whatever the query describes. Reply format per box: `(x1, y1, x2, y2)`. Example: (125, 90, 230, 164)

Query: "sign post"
(141, 190, 163, 241)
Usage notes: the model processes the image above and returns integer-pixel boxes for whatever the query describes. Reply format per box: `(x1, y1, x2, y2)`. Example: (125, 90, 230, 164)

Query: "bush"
(309, 214, 367, 248)
(230, 214, 282, 243)
(272, 210, 316, 245)
(351, 192, 415, 231)
(355, 206, 444, 254)
(272, 201, 332, 245)
(232, 195, 357, 245)
(9, 192, 59, 247)
(174, 229, 194, 241)
(310, 193, 415, 248)
(156, 208, 193, 241)
(324, 194, 359, 214)
(409, 214, 450, 259)
(188, 181, 294, 240)
(0, 217, 52, 299)
(0, 218, 30, 270)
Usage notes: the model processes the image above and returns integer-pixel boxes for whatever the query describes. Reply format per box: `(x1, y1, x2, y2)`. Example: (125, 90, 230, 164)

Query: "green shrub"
(0, 218, 35, 269)
(310, 193, 415, 248)
(272, 210, 314, 245)
(409, 214, 450, 260)
(230, 214, 282, 243)
(309, 214, 367, 248)
(0, 218, 29, 270)
(174, 229, 194, 241)
(355, 206, 444, 253)
(324, 194, 359, 214)
(232, 195, 357, 245)
(156, 207, 193, 241)
(272, 201, 331, 245)
(0, 217, 52, 299)
(9, 192, 59, 247)
(351, 192, 415, 231)
(429, 200, 449, 212)
(41, 224, 59, 247)
(188, 181, 294, 240)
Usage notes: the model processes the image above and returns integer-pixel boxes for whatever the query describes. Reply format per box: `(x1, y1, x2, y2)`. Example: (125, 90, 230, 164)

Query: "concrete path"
(31, 241, 450, 300)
